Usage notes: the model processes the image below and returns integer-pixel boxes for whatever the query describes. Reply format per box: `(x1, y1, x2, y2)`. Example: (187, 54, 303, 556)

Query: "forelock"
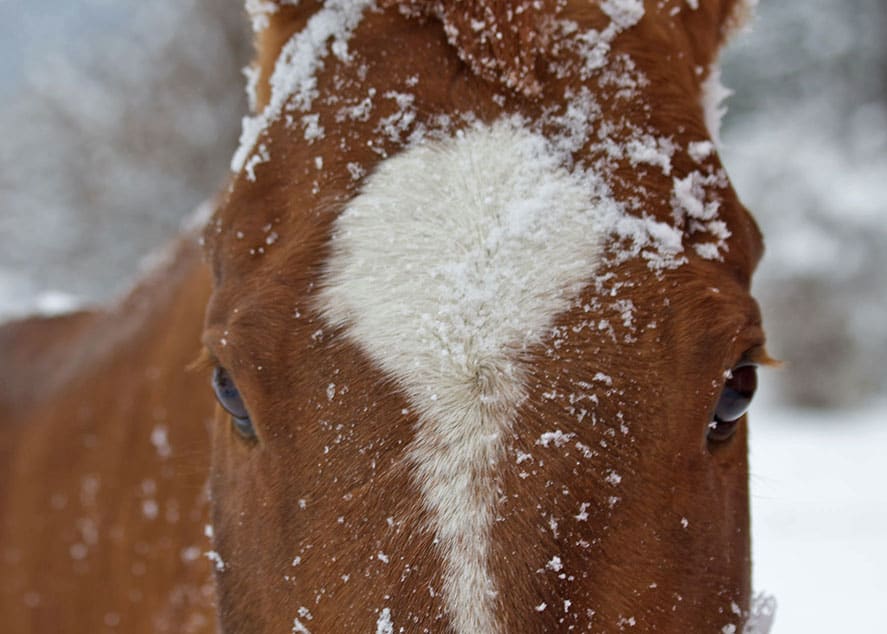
(381, 0, 566, 96)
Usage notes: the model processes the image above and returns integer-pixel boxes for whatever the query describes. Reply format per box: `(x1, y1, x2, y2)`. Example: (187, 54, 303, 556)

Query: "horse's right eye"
(708, 363, 758, 443)
(211, 366, 256, 440)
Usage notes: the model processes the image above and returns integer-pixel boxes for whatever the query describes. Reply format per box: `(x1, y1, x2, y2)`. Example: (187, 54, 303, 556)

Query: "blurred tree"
(721, 0, 887, 407)
(0, 0, 251, 308)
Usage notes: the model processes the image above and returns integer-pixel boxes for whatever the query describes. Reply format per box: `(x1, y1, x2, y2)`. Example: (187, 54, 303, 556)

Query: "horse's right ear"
(676, 0, 757, 71)
(244, 1, 318, 112)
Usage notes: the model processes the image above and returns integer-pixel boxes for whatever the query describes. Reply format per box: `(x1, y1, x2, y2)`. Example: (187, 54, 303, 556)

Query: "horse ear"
(244, 1, 317, 112)
(678, 0, 757, 69)
(382, 0, 565, 97)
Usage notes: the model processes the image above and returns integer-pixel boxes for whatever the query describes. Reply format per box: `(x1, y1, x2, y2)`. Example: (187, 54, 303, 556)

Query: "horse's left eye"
(212, 366, 256, 440)
(708, 363, 758, 443)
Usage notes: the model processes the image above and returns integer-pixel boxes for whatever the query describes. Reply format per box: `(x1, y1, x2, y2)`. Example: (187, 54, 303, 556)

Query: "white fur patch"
(320, 121, 605, 633)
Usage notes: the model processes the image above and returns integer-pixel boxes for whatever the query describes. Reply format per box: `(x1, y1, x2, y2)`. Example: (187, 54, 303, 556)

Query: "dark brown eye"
(708, 363, 758, 443)
(212, 366, 256, 440)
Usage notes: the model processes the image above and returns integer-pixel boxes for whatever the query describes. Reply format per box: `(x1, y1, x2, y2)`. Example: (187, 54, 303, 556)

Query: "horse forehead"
(206, 0, 765, 320)
(208, 122, 761, 334)
(320, 119, 605, 359)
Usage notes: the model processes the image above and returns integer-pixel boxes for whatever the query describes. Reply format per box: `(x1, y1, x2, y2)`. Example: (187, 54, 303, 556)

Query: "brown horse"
(1, 1, 776, 632)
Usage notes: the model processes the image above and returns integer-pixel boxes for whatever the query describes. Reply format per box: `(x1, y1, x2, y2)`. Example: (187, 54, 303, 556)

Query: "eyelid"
(188, 345, 219, 373)
(739, 345, 781, 369)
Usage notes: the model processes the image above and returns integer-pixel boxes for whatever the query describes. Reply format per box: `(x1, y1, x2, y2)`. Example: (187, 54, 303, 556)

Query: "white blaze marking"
(320, 121, 606, 633)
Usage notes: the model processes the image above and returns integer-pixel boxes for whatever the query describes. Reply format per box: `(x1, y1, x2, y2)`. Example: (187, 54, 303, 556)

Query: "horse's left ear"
(678, 0, 757, 70)
(244, 1, 318, 113)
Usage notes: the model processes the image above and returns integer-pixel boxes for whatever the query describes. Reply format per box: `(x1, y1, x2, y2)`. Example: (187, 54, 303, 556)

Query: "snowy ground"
(750, 394, 887, 633)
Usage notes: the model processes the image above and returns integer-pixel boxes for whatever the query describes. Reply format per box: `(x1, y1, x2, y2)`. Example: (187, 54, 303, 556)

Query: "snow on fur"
(384, 0, 564, 96)
(232, 0, 373, 173)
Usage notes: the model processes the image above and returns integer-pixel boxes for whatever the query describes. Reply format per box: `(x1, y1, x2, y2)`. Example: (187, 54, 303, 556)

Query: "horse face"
(201, 2, 767, 632)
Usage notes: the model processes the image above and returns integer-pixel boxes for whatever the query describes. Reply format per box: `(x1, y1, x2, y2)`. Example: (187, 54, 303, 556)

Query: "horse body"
(0, 240, 216, 632)
(2, 2, 772, 632)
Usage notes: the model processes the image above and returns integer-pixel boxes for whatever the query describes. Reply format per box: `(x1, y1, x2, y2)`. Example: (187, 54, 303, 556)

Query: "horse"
(0, 1, 776, 632)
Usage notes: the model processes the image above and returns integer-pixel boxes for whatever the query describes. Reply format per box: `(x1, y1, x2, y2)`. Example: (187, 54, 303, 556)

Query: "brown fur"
(0, 240, 217, 632)
(382, 0, 566, 96)
(1, 1, 765, 632)
(250, 1, 321, 111)
(251, 1, 744, 106)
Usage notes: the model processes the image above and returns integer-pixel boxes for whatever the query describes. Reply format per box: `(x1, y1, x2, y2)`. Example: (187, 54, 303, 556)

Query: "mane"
(381, 0, 566, 96)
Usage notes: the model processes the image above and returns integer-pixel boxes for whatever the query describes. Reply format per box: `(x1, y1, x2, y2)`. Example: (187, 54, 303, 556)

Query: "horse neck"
(1, 235, 209, 414)
(0, 231, 218, 630)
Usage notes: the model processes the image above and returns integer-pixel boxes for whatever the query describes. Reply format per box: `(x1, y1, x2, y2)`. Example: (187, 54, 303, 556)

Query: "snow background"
(1, 1, 885, 631)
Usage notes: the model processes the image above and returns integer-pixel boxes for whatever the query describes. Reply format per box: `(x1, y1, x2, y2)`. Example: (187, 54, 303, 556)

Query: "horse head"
(200, 2, 772, 631)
